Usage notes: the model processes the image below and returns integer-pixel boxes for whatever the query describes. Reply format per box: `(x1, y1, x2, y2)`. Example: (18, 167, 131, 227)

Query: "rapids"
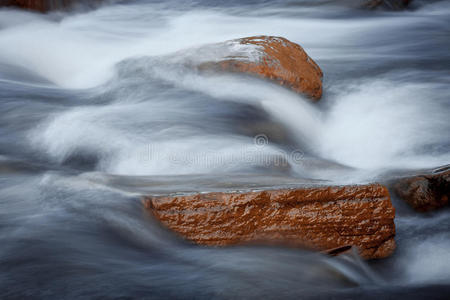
(0, 0, 449, 298)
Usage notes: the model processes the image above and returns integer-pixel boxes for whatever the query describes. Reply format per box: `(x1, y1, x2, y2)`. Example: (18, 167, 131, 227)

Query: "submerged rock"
(144, 183, 396, 259)
(394, 166, 450, 212)
(197, 36, 323, 101)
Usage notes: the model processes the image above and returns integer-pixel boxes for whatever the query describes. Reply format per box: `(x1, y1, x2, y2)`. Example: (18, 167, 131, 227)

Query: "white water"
(0, 1, 449, 298)
(1, 1, 448, 180)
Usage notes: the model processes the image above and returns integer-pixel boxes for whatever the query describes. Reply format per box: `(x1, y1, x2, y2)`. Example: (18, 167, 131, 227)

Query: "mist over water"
(0, 0, 449, 298)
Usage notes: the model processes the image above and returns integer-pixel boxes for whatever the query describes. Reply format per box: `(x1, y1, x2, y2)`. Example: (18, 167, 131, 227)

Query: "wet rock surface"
(144, 183, 396, 259)
(394, 166, 450, 212)
(198, 36, 323, 100)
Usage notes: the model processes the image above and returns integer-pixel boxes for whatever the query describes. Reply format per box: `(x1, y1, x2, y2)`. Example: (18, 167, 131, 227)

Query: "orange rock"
(143, 183, 396, 259)
(394, 166, 450, 212)
(199, 36, 323, 100)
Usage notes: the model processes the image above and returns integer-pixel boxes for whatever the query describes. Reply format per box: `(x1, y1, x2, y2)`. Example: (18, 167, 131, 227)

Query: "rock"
(0, 0, 99, 12)
(197, 36, 323, 101)
(0, 0, 57, 12)
(394, 166, 450, 212)
(143, 183, 396, 259)
(364, 0, 412, 10)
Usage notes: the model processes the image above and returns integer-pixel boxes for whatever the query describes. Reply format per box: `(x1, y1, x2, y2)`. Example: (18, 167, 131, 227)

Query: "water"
(0, 0, 449, 298)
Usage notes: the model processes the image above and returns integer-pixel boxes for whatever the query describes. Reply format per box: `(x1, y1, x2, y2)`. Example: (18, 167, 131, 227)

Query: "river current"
(0, 0, 449, 298)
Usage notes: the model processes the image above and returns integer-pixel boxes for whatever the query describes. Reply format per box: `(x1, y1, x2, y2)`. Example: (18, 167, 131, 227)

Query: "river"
(0, 0, 449, 298)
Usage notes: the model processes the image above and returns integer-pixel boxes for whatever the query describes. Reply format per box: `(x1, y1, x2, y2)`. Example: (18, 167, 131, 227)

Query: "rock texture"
(144, 184, 396, 259)
(198, 36, 323, 100)
(394, 166, 450, 212)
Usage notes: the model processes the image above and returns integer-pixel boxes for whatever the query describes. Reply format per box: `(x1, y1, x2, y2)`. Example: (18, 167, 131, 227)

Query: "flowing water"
(0, 0, 449, 298)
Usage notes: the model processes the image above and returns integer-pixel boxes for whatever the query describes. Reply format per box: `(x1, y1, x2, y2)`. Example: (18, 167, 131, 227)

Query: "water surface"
(0, 0, 449, 298)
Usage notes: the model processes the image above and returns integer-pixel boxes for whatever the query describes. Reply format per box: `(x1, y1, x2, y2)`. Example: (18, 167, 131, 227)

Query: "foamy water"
(0, 0, 449, 298)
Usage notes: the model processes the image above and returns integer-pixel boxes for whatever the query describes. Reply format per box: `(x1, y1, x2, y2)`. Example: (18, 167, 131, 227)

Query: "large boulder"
(144, 183, 396, 259)
(394, 166, 450, 212)
(197, 36, 323, 101)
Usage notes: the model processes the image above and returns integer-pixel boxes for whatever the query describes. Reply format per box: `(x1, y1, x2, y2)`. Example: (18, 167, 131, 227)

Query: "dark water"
(0, 0, 449, 298)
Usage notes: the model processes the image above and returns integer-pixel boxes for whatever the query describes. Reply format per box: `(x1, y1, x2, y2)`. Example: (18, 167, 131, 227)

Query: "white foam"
(4, 1, 446, 178)
(316, 80, 450, 170)
(401, 234, 450, 284)
(0, 4, 416, 88)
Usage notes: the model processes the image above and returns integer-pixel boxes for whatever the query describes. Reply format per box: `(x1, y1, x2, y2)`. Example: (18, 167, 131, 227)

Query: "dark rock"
(0, 0, 100, 12)
(364, 0, 412, 10)
(394, 165, 450, 212)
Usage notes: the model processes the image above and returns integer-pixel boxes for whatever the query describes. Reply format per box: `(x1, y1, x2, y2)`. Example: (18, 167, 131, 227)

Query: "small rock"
(394, 166, 450, 212)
